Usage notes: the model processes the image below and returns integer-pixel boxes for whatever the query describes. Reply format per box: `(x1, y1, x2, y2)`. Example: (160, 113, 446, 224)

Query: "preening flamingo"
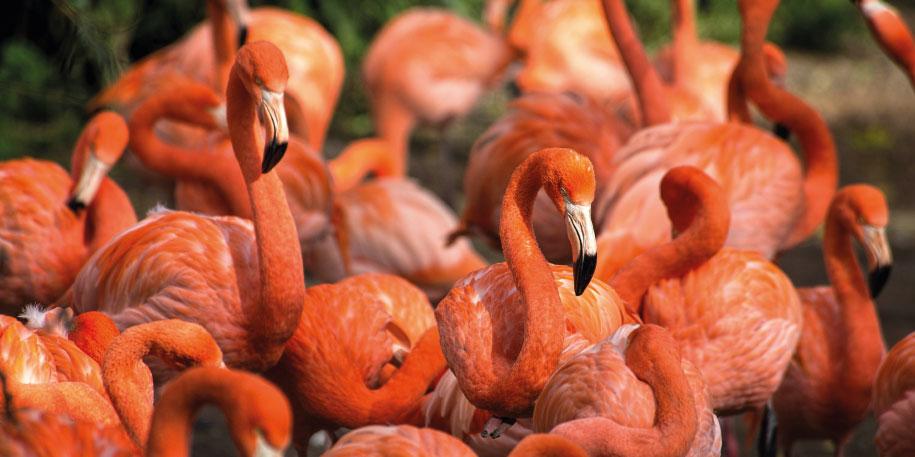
(327, 139, 486, 300)
(324, 425, 476, 457)
(592, 0, 837, 277)
(65, 42, 305, 373)
(772, 185, 891, 455)
(534, 324, 719, 457)
(90, 0, 343, 150)
(362, 8, 513, 174)
(609, 166, 802, 414)
(873, 333, 915, 457)
(853, 0, 915, 90)
(0, 111, 136, 314)
(436, 148, 635, 421)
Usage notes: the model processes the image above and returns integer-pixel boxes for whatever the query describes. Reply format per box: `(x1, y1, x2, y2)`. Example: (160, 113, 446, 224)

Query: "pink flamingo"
(873, 333, 915, 457)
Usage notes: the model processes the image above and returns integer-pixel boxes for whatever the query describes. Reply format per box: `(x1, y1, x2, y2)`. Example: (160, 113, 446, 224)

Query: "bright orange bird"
(0, 111, 136, 314)
(854, 0, 915, 91)
(65, 42, 305, 373)
(609, 166, 802, 415)
(873, 333, 915, 457)
(436, 148, 636, 424)
(324, 425, 476, 457)
(362, 8, 513, 173)
(772, 185, 891, 455)
(90, 0, 343, 150)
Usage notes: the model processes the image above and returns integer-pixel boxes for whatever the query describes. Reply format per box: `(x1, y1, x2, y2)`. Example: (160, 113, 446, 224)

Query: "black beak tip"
(573, 253, 597, 296)
(237, 25, 248, 48)
(66, 198, 86, 214)
(773, 123, 791, 141)
(262, 141, 289, 174)
(507, 79, 522, 98)
(869, 264, 892, 298)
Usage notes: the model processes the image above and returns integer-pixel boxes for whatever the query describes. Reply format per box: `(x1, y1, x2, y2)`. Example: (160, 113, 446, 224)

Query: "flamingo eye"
(254, 76, 264, 86)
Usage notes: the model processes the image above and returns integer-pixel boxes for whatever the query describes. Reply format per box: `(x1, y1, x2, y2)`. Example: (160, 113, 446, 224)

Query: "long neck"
(371, 95, 413, 176)
(671, 0, 698, 84)
(226, 73, 305, 371)
(328, 138, 398, 192)
(85, 178, 137, 253)
(600, 0, 671, 125)
(737, 0, 837, 248)
(822, 212, 885, 392)
(550, 327, 698, 457)
(128, 94, 252, 218)
(859, 0, 915, 91)
(207, 0, 236, 94)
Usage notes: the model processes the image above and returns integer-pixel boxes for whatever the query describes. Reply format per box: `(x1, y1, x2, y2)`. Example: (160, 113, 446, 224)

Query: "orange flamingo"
(508, 433, 589, 457)
(324, 425, 476, 456)
(873, 333, 915, 457)
(534, 324, 719, 456)
(362, 8, 513, 174)
(0, 111, 136, 314)
(853, 0, 915, 90)
(65, 42, 304, 373)
(90, 0, 343, 150)
(771, 185, 891, 455)
(436, 148, 635, 424)
(592, 0, 837, 277)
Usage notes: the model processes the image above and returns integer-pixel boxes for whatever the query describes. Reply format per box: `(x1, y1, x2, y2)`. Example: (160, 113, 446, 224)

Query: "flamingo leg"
(757, 400, 779, 457)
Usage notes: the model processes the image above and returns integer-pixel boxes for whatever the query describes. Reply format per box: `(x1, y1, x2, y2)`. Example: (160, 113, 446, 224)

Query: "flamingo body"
(874, 333, 915, 457)
(325, 425, 476, 457)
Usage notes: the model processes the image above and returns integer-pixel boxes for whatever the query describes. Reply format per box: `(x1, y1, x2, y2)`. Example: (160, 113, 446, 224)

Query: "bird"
(264, 272, 447, 454)
(592, 0, 837, 278)
(323, 425, 477, 457)
(0, 111, 136, 314)
(89, 0, 343, 151)
(362, 7, 513, 175)
(507, 433, 589, 457)
(64, 42, 306, 373)
(609, 166, 802, 416)
(853, 0, 915, 90)
(326, 139, 487, 301)
(436, 148, 636, 424)
(771, 185, 891, 456)
(536, 324, 703, 457)
(873, 332, 915, 457)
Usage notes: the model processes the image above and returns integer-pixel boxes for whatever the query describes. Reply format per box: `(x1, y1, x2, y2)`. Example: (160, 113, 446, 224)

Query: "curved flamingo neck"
(373, 99, 413, 176)
(858, 0, 915, 90)
(128, 86, 252, 218)
(207, 0, 237, 94)
(328, 138, 400, 192)
(610, 169, 729, 313)
(600, 0, 671, 125)
(671, 0, 698, 84)
(737, 0, 837, 249)
(84, 178, 137, 253)
(226, 70, 305, 371)
(550, 325, 698, 457)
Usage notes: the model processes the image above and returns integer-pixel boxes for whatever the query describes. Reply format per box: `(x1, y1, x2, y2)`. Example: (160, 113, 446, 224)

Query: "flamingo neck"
(508, 434, 589, 457)
(737, 0, 837, 248)
(859, 0, 915, 90)
(128, 87, 252, 218)
(600, 0, 671, 125)
(671, 0, 698, 84)
(207, 0, 236, 93)
(226, 71, 305, 371)
(84, 178, 137, 253)
(328, 138, 399, 192)
(373, 97, 413, 176)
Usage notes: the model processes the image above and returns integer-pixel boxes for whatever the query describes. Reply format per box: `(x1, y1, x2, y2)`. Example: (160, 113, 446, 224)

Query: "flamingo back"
(874, 333, 915, 457)
(0, 316, 56, 385)
(325, 425, 476, 457)
(0, 408, 136, 457)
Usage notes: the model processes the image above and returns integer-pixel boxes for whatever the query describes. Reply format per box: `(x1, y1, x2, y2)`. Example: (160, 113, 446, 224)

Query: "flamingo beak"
(862, 225, 892, 298)
(260, 89, 289, 174)
(565, 200, 597, 296)
(253, 429, 287, 457)
(67, 149, 111, 214)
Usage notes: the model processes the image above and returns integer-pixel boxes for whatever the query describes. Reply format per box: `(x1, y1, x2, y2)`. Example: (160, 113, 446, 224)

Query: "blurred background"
(1, 1, 914, 455)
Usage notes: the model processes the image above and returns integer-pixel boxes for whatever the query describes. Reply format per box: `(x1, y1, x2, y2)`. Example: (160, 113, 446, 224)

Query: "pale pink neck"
(329, 138, 399, 192)
(207, 0, 236, 94)
(671, 0, 698, 84)
(84, 178, 137, 253)
(226, 71, 305, 371)
(600, 0, 671, 125)
(737, 0, 837, 248)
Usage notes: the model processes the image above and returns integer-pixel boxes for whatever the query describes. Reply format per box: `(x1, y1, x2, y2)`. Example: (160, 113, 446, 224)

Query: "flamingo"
(0, 111, 136, 314)
(508, 434, 589, 456)
(771, 185, 891, 455)
(592, 0, 837, 278)
(853, 0, 915, 90)
(436, 148, 635, 423)
(533, 324, 720, 456)
(324, 425, 476, 456)
(873, 332, 915, 457)
(89, 0, 343, 150)
(362, 8, 513, 174)
(64, 42, 305, 373)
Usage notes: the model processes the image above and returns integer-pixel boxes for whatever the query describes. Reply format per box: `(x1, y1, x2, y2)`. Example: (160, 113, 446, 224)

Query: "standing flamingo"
(534, 324, 719, 456)
(853, 0, 915, 90)
(772, 185, 891, 455)
(0, 111, 136, 314)
(436, 148, 634, 422)
(362, 8, 513, 174)
(65, 42, 304, 373)
(90, 0, 343, 150)
(873, 333, 915, 457)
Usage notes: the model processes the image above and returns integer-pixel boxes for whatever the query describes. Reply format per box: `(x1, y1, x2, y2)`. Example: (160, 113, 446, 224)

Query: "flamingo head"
(232, 41, 290, 174)
(67, 111, 128, 213)
(223, 371, 292, 457)
(833, 184, 892, 298)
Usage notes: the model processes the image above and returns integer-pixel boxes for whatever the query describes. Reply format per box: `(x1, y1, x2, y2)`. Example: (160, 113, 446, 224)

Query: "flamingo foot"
(481, 416, 516, 439)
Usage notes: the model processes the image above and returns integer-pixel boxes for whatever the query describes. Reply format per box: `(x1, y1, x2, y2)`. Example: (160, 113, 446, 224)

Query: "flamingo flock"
(1, 0, 913, 456)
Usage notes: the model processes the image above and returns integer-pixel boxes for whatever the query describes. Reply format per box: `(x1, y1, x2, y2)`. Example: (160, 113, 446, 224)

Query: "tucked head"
(68, 111, 129, 212)
(830, 184, 892, 297)
(660, 166, 730, 237)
